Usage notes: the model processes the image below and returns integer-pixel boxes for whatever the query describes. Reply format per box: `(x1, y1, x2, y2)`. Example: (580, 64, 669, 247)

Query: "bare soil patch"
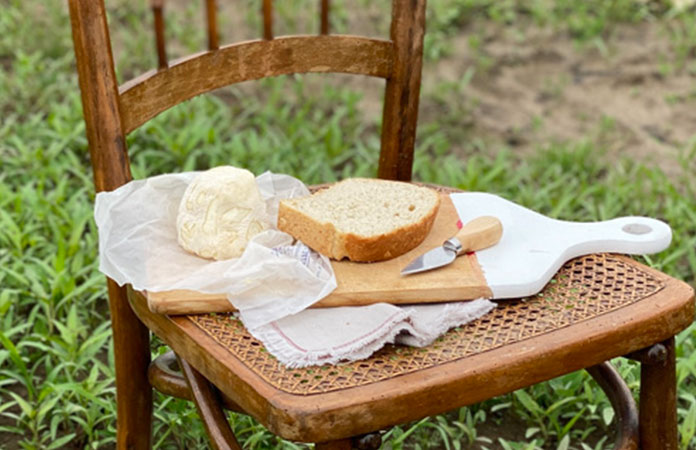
(421, 21, 696, 177)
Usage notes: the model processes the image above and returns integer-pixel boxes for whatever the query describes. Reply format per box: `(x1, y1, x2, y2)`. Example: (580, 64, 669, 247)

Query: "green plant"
(2, 1, 696, 449)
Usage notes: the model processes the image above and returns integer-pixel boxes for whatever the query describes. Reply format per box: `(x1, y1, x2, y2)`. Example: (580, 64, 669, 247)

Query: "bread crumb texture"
(177, 166, 269, 260)
(278, 178, 440, 262)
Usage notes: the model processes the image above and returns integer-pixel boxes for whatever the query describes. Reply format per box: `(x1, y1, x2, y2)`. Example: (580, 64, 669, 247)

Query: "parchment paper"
(94, 171, 337, 329)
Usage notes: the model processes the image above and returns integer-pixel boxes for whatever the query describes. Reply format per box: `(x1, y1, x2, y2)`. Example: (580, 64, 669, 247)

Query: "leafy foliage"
(1, 0, 695, 449)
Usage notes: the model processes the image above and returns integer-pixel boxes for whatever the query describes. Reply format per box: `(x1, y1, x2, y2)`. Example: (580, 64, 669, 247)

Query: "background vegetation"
(1, 0, 695, 448)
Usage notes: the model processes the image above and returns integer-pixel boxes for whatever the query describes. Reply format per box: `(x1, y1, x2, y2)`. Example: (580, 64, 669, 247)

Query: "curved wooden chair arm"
(586, 362, 639, 450)
(177, 355, 242, 450)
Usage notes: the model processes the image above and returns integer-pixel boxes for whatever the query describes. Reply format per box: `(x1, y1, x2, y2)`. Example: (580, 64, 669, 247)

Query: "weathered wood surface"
(205, 0, 219, 50)
(69, 0, 131, 192)
(148, 351, 190, 401)
(378, 0, 427, 181)
(148, 350, 244, 412)
(179, 356, 242, 450)
(119, 36, 394, 134)
(129, 261, 694, 443)
(586, 363, 639, 450)
(108, 280, 152, 450)
(68, 2, 153, 448)
(639, 337, 679, 450)
(320, 0, 330, 35)
(151, 0, 167, 69)
(314, 440, 352, 450)
(146, 194, 492, 315)
(262, 0, 273, 40)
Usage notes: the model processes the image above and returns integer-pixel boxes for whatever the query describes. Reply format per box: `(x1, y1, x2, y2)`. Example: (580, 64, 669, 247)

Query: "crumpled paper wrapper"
(94, 171, 337, 329)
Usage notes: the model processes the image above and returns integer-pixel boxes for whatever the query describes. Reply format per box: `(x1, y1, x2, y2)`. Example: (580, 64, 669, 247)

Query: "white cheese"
(177, 166, 269, 260)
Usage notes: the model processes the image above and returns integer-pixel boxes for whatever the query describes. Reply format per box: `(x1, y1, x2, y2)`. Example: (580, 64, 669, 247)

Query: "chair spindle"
(151, 0, 168, 69)
(262, 0, 273, 40)
(320, 0, 330, 35)
(205, 0, 219, 50)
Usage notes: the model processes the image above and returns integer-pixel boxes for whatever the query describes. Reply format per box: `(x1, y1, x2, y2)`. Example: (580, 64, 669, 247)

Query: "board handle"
(568, 216, 672, 255)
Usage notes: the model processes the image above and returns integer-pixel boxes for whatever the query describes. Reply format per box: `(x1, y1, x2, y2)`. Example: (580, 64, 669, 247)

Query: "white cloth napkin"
(254, 300, 495, 368)
(94, 170, 495, 367)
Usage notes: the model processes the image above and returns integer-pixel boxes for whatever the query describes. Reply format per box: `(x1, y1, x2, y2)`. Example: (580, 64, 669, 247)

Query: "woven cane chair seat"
(188, 253, 663, 395)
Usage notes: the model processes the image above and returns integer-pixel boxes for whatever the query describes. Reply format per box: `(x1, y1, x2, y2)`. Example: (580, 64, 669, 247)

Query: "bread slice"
(277, 178, 441, 262)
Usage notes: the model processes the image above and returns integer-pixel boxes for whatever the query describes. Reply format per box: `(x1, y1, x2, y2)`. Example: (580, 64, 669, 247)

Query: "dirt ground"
(294, 19, 696, 180)
(427, 21, 695, 176)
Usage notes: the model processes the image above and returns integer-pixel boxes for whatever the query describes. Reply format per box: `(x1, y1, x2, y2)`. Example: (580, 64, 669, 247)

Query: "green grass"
(1, 0, 696, 448)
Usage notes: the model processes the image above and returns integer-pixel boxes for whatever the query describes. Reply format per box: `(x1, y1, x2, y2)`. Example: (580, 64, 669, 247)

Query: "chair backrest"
(68, 0, 427, 194)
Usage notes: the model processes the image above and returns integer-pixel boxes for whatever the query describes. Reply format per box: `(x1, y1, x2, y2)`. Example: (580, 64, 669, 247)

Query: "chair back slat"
(150, 0, 168, 69)
(320, 0, 330, 35)
(262, 0, 273, 40)
(118, 36, 394, 134)
(205, 0, 219, 50)
(379, 0, 426, 181)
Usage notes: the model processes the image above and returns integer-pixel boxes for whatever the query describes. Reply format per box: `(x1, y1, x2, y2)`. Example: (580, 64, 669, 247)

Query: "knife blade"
(401, 216, 503, 276)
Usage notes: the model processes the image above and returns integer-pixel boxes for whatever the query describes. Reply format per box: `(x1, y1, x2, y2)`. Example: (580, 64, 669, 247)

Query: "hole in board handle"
(622, 223, 652, 235)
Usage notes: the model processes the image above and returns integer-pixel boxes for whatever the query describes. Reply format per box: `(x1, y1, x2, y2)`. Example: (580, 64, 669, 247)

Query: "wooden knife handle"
(454, 216, 503, 255)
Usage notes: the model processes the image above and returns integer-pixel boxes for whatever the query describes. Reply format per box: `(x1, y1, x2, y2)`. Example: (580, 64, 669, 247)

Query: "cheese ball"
(177, 166, 269, 260)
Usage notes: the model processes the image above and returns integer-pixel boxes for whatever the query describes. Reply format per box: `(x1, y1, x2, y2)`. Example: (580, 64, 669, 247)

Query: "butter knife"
(401, 216, 503, 276)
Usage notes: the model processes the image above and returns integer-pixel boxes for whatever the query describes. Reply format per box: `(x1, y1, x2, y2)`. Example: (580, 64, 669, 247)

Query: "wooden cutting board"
(147, 191, 672, 315)
(146, 194, 491, 314)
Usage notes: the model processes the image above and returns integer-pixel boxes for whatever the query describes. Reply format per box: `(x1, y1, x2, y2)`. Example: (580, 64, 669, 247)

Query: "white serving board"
(451, 192, 672, 298)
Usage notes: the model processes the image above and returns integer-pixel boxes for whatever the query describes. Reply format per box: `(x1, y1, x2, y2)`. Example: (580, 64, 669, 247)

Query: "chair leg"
(315, 440, 353, 450)
(316, 432, 382, 450)
(638, 338, 678, 450)
(177, 355, 242, 450)
(109, 280, 153, 450)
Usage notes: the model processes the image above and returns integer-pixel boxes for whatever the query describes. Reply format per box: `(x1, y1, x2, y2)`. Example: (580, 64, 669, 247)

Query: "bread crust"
(277, 201, 338, 258)
(277, 182, 441, 262)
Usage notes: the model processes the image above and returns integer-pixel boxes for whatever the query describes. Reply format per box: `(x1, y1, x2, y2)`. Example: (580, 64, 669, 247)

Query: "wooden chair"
(68, 1, 694, 448)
